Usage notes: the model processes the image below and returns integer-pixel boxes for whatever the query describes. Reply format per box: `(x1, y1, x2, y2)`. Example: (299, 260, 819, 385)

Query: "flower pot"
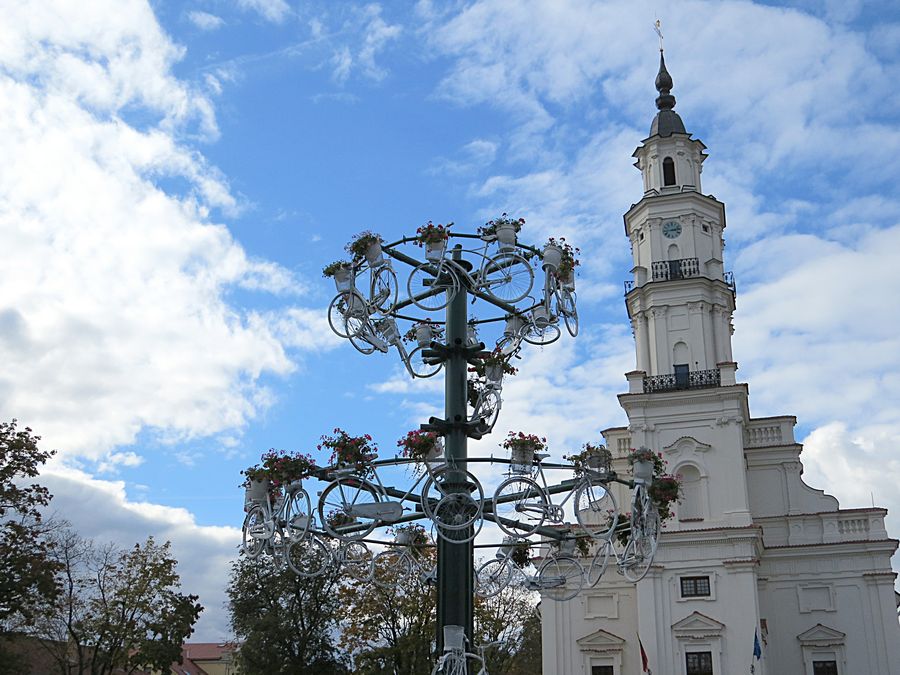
(425, 441, 445, 470)
(395, 530, 414, 546)
(504, 314, 525, 336)
(415, 324, 434, 348)
(532, 305, 552, 329)
(586, 454, 607, 471)
(561, 267, 575, 290)
(511, 445, 535, 473)
(246, 478, 269, 501)
(498, 536, 517, 557)
(364, 241, 385, 267)
(542, 244, 563, 271)
(425, 239, 446, 262)
(285, 479, 304, 493)
(495, 223, 517, 251)
(466, 324, 479, 346)
(333, 266, 353, 293)
(378, 319, 400, 344)
(485, 364, 504, 383)
(632, 459, 654, 483)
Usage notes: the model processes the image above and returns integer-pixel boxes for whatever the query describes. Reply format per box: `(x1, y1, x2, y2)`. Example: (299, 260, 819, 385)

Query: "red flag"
(639, 637, 651, 674)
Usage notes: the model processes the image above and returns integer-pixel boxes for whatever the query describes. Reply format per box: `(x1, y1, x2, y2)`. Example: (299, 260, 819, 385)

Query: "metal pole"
(437, 244, 474, 664)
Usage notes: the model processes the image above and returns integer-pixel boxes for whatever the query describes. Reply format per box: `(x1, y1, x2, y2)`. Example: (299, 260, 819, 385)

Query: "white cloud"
(236, 0, 291, 23)
(0, 1, 325, 461)
(188, 10, 225, 31)
(328, 4, 401, 84)
(41, 467, 239, 641)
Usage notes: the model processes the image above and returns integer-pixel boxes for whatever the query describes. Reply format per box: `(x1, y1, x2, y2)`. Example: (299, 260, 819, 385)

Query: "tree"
(0, 420, 62, 670)
(227, 550, 349, 674)
(474, 583, 541, 674)
(338, 545, 436, 674)
(36, 530, 202, 675)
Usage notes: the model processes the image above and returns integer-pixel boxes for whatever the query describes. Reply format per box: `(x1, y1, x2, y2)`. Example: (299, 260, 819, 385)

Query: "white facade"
(542, 55, 900, 675)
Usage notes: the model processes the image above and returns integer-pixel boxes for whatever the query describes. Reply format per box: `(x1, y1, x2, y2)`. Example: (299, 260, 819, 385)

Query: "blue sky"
(2, 0, 900, 640)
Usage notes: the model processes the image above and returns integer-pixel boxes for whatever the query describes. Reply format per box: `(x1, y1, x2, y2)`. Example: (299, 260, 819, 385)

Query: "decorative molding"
(576, 628, 626, 654)
(672, 611, 725, 638)
(797, 623, 845, 647)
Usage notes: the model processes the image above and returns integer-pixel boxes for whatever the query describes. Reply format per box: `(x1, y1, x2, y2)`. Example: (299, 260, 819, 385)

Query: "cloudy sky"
(2, 0, 899, 640)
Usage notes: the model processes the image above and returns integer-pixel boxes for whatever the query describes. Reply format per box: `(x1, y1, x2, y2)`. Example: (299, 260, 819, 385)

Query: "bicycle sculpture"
(239, 217, 681, 673)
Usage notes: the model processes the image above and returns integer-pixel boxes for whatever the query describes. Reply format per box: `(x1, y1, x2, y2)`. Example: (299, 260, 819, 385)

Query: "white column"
(650, 306, 668, 374)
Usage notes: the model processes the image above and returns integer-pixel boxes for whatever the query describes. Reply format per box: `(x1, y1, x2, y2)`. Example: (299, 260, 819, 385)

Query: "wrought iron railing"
(643, 368, 721, 393)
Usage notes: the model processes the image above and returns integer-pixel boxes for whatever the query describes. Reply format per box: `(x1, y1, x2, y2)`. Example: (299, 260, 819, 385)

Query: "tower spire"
(649, 49, 686, 137)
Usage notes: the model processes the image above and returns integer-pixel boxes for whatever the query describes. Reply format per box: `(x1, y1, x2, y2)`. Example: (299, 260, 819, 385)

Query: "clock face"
(662, 220, 682, 239)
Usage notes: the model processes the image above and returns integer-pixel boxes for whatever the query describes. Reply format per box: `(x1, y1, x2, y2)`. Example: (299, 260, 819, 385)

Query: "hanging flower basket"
(632, 459, 654, 483)
(560, 267, 576, 290)
(504, 314, 525, 336)
(542, 243, 563, 271)
(416, 221, 451, 260)
(246, 478, 270, 501)
(323, 261, 354, 292)
(376, 318, 400, 344)
(425, 239, 445, 261)
(319, 428, 378, 469)
(503, 431, 546, 473)
(466, 322, 479, 346)
(495, 222, 518, 250)
(627, 446, 665, 477)
(346, 231, 384, 267)
(532, 305, 552, 328)
(415, 323, 435, 348)
(498, 535, 518, 557)
(485, 363, 504, 383)
(564, 443, 612, 476)
(397, 429, 443, 469)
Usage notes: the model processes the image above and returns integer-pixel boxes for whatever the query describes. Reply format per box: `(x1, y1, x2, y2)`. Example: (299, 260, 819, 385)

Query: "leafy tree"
(498, 604, 542, 675)
(338, 545, 437, 674)
(0, 420, 62, 670)
(228, 551, 349, 674)
(36, 530, 202, 675)
(474, 583, 541, 674)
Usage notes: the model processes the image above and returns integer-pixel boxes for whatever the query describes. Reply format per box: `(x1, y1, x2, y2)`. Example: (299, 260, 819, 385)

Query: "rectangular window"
(685, 651, 713, 675)
(681, 576, 711, 597)
(813, 661, 838, 675)
(592, 667, 614, 675)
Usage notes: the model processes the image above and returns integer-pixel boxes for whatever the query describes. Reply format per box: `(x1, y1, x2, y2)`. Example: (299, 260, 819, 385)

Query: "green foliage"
(0, 420, 61, 640)
(228, 553, 348, 674)
(35, 529, 202, 675)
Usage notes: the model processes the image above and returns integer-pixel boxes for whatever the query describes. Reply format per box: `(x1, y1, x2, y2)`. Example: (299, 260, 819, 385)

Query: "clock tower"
(624, 51, 735, 381)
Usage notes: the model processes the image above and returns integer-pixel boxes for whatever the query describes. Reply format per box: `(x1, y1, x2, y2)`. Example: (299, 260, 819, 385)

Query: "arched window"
(678, 464, 703, 521)
(663, 157, 676, 186)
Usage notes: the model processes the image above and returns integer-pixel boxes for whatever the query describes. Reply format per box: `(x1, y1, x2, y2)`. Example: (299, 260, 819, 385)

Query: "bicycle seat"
(534, 452, 550, 461)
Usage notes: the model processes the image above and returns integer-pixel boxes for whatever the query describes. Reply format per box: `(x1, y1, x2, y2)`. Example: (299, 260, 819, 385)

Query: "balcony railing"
(643, 368, 721, 393)
(652, 257, 700, 281)
(623, 268, 737, 296)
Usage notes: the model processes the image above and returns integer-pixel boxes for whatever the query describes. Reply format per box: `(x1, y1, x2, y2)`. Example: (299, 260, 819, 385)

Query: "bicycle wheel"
(574, 481, 617, 540)
(538, 554, 584, 601)
(372, 549, 413, 589)
(476, 558, 513, 598)
(318, 478, 382, 540)
(471, 389, 501, 430)
(557, 289, 578, 337)
(327, 292, 367, 338)
(286, 535, 330, 578)
(241, 505, 267, 559)
(284, 489, 312, 541)
(493, 477, 549, 537)
(421, 467, 484, 529)
(371, 266, 398, 313)
(521, 322, 561, 346)
(482, 253, 534, 303)
(341, 541, 373, 581)
(408, 261, 459, 311)
(408, 345, 443, 378)
(587, 539, 613, 587)
(622, 488, 659, 582)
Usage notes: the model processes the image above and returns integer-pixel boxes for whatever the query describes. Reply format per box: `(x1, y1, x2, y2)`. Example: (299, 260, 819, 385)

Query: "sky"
(2, 0, 900, 641)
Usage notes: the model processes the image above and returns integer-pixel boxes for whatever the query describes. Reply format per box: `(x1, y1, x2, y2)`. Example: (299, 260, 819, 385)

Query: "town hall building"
(541, 53, 900, 675)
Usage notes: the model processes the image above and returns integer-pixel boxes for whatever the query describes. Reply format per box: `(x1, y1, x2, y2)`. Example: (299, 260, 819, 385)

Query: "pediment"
(577, 628, 626, 653)
(797, 623, 846, 646)
(672, 611, 725, 637)
(663, 436, 712, 457)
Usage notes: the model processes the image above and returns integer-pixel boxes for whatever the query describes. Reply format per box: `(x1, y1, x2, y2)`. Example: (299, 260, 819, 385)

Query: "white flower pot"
(246, 478, 269, 501)
(504, 314, 525, 336)
(511, 445, 535, 473)
(532, 305, 552, 328)
(632, 459, 654, 483)
(496, 223, 517, 251)
(542, 244, 563, 271)
(364, 241, 385, 267)
(425, 239, 446, 262)
(379, 319, 400, 344)
(395, 530, 414, 546)
(286, 479, 304, 493)
(586, 454, 606, 471)
(333, 267, 353, 293)
(498, 535, 517, 557)
(415, 324, 434, 348)
(426, 441, 445, 470)
(466, 324, 479, 346)
(561, 267, 575, 290)
(485, 364, 504, 383)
